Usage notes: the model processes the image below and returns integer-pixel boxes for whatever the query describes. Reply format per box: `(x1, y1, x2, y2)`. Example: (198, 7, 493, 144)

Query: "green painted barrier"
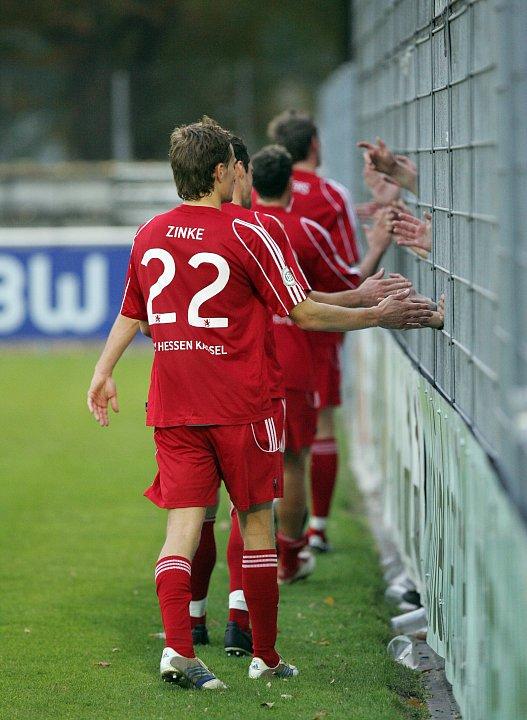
(342, 329, 527, 720)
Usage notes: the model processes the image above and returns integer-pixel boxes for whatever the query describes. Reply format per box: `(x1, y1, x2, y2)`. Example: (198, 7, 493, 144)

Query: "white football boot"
(160, 647, 227, 689)
(248, 656, 299, 679)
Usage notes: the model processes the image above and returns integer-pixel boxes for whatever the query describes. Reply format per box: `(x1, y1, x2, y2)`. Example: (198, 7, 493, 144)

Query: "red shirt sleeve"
(256, 212, 311, 293)
(299, 217, 361, 292)
(323, 179, 361, 265)
(230, 216, 308, 317)
(120, 243, 148, 320)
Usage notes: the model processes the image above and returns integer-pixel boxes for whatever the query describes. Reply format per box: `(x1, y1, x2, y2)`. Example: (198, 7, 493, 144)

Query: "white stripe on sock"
(229, 590, 248, 611)
(189, 598, 207, 617)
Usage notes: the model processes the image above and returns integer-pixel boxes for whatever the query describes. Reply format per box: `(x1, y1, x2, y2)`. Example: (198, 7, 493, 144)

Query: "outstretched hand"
(87, 372, 119, 427)
(357, 137, 397, 175)
(358, 268, 413, 307)
(358, 137, 418, 194)
(392, 211, 432, 253)
(375, 288, 434, 330)
(362, 206, 396, 252)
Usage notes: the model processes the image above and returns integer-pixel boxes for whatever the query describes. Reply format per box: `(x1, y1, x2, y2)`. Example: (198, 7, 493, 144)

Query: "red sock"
(276, 531, 305, 573)
(310, 437, 338, 520)
(227, 510, 250, 631)
(190, 517, 216, 628)
(155, 555, 194, 658)
(242, 549, 280, 667)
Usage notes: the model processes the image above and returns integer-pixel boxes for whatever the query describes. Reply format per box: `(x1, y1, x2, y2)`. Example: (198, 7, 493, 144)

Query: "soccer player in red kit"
(267, 110, 366, 552)
(251, 144, 402, 581)
(189, 135, 311, 656)
(87, 117, 433, 690)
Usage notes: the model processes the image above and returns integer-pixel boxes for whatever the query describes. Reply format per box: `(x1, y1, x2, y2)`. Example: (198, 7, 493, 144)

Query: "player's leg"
(276, 448, 315, 583)
(157, 507, 226, 689)
(308, 404, 338, 551)
(237, 501, 277, 667)
(215, 419, 298, 679)
(276, 389, 317, 581)
(190, 499, 219, 645)
(238, 502, 297, 678)
(225, 505, 253, 656)
(145, 426, 226, 689)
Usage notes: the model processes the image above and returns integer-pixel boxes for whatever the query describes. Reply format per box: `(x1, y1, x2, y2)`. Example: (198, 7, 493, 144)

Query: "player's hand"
(363, 165, 402, 205)
(358, 269, 413, 307)
(375, 288, 434, 329)
(356, 201, 382, 221)
(363, 206, 396, 252)
(372, 177, 402, 205)
(87, 372, 119, 427)
(357, 137, 397, 175)
(393, 211, 432, 253)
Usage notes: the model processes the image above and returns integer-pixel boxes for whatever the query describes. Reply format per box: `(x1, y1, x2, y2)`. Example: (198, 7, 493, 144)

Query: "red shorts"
(284, 389, 319, 453)
(312, 340, 341, 409)
(275, 397, 286, 476)
(144, 401, 285, 511)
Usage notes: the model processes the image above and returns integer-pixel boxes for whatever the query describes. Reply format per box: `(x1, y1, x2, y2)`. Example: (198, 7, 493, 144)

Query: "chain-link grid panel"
(495, 0, 527, 511)
(349, 0, 527, 500)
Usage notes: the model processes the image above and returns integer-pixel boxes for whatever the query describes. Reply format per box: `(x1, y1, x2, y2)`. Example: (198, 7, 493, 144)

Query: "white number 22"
(141, 249, 230, 328)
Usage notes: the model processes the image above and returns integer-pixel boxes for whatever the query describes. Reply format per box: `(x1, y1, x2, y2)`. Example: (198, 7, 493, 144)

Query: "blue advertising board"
(0, 228, 135, 340)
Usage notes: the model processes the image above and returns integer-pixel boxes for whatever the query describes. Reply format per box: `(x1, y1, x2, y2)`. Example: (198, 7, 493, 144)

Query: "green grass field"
(0, 349, 426, 720)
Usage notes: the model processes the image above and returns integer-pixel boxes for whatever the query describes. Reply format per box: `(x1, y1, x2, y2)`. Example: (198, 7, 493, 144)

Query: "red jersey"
(290, 168, 361, 266)
(221, 202, 310, 399)
(252, 201, 361, 351)
(120, 204, 307, 427)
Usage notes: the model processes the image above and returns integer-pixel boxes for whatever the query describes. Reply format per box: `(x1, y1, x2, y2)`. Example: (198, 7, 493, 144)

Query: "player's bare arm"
(357, 206, 396, 278)
(87, 313, 140, 427)
(289, 289, 433, 332)
(139, 320, 151, 337)
(310, 268, 412, 308)
(362, 157, 402, 205)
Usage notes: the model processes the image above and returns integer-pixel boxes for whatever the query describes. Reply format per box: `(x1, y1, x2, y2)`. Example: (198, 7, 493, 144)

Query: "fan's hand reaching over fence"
(358, 137, 418, 194)
(393, 211, 432, 253)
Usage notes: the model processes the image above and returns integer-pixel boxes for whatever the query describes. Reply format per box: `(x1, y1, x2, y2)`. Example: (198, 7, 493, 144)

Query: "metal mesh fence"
(349, 0, 527, 509)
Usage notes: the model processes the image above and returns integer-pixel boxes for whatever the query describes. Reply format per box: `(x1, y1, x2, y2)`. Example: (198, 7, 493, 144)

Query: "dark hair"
(169, 116, 232, 200)
(252, 144, 293, 199)
(230, 135, 250, 171)
(267, 109, 317, 162)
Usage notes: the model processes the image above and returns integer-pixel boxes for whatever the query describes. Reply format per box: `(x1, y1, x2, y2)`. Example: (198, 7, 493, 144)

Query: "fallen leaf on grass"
(311, 639, 330, 646)
(323, 596, 335, 607)
(24, 628, 31, 634)
(266, 682, 272, 688)
(329, 678, 335, 684)
(96, 661, 110, 668)
(261, 702, 274, 708)
(312, 712, 328, 719)
(407, 697, 425, 708)
(111, 648, 120, 653)
(280, 694, 292, 700)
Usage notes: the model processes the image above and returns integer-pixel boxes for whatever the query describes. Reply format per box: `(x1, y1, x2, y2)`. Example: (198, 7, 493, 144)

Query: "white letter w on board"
(29, 253, 108, 333)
